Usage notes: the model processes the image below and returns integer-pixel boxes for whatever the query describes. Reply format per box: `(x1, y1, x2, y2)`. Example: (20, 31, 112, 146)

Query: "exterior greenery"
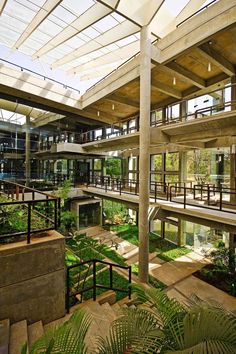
(107, 224, 190, 261)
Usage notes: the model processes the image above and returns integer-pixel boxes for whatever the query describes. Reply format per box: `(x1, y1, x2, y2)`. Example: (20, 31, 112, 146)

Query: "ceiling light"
(97, 111, 100, 117)
(173, 77, 176, 85)
(112, 104, 115, 111)
(208, 62, 212, 72)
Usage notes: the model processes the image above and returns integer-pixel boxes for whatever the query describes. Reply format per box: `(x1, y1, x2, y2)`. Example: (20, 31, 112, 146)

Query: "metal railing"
(169, 184, 236, 214)
(66, 259, 132, 312)
(0, 180, 60, 243)
(86, 177, 236, 214)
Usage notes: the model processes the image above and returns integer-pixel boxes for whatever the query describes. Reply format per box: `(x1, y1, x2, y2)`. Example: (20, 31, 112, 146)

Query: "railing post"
(54, 199, 58, 229)
(58, 198, 61, 227)
(66, 267, 70, 313)
(169, 186, 172, 202)
(109, 264, 113, 290)
(119, 180, 122, 195)
(27, 202, 31, 244)
(128, 266, 132, 299)
(184, 187, 186, 209)
(220, 190, 222, 211)
(207, 185, 210, 205)
(93, 260, 97, 301)
(155, 182, 157, 203)
(193, 185, 196, 199)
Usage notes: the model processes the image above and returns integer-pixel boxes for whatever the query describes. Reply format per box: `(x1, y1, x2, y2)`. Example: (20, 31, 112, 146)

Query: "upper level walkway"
(81, 183, 236, 230)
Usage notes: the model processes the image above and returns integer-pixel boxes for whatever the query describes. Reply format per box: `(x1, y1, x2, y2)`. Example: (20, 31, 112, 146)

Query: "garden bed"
(105, 224, 191, 261)
(194, 264, 236, 297)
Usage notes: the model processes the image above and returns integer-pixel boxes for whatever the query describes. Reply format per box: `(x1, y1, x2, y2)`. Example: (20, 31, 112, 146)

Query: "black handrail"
(0, 179, 60, 243)
(66, 259, 132, 313)
(169, 185, 236, 214)
(86, 177, 236, 214)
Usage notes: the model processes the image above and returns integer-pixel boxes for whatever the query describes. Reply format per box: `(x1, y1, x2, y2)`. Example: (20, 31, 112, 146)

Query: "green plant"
(207, 246, 236, 274)
(60, 210, 77, 233)
(97, 284, 236, 353)
(21, 309, 91, 354)
(27, 286, 236, 353)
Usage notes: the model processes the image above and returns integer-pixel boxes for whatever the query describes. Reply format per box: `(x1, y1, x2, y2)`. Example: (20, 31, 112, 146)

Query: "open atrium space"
(1, 0, 236, 352)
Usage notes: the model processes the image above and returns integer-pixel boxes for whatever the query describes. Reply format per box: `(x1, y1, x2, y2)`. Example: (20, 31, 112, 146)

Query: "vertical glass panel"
(151, 154, 162, 171)
(165, 152, 179, 171)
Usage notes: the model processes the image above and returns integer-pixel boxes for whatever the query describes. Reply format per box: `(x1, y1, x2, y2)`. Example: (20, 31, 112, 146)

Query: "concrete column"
(178, 219, 186, 246)
(25, 115, 31, 187)
(231, 75, 236, 111)
(180, 101, 187, 121)
(230, 145, 236, 203)
(179, 151, 187, 183)
(138, 26, 151, 283)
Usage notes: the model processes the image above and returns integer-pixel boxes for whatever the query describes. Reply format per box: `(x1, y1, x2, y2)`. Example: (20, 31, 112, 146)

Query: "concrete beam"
(81, 56, 140, 109)
(196, 43, 235, 77)
(13, 0, 63, 50)
(105, 93, 140, 108)
(151, 78, 182, 99)
(158, 0, 236, 63)
(165, 62, 206, 88)
(0, 0, 7, 15)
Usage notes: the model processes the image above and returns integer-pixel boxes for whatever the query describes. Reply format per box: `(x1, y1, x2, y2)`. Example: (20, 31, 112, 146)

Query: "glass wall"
(79, 202, 101, 229)
(150, 152, 179, 187)
(184, 221, 229, 251)
(187, 148, 230, 186)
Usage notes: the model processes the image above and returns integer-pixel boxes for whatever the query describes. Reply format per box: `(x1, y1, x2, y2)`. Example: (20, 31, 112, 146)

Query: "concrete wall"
(0, 231, 65, 324)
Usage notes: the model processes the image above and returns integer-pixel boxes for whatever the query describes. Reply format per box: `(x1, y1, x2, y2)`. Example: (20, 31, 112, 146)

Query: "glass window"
(165, 152, 179, 171)
(151, 154, 162, 171)
(94, 159, 102, 170)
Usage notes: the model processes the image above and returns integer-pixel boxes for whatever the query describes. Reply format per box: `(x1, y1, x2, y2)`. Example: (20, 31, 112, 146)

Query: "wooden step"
(9, 320, 28, 354)
(0, 319, 10, 354)
(28, 321, 44, 350)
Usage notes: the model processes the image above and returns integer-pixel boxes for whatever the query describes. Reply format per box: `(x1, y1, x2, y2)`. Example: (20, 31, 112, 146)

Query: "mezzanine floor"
(81, 186, 236, 229)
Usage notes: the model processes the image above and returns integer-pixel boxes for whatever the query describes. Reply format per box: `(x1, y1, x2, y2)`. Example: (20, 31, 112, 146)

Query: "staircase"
(0, 293, 134, 354)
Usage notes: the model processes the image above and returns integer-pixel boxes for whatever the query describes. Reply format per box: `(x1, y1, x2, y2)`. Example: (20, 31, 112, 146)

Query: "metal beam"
(35, 2, 112, 60)
(196, 43, 235, 77)
(151, 78, 182, 99)
(13, 0, 63, 49)
(49, 20, 138, 68)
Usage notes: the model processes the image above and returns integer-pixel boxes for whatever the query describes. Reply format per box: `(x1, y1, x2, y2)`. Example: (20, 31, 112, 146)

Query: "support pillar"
(180, 100, 187, 121)
(138, 26, 151, 283)
(178, 219, 186, 246)
(25, 115, 31, 187)
(179, 151, 187, 184)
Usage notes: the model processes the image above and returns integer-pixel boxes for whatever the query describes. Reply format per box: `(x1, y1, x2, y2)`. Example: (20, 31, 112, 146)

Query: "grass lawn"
(107, 224, 191, 261)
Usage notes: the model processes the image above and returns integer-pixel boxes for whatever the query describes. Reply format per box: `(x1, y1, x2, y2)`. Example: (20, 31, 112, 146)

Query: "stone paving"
(81, 226, 236, 313)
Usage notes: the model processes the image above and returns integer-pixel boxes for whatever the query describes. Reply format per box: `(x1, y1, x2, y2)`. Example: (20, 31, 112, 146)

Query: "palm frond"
(166, 306, 236, 354)
(30, 308, 91, 354)
(132, 284, 186, 328)
(96, 307, 164, 354)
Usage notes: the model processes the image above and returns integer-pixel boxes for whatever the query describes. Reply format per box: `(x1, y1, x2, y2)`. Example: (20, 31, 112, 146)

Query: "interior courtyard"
(0, 0, 236, 353)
